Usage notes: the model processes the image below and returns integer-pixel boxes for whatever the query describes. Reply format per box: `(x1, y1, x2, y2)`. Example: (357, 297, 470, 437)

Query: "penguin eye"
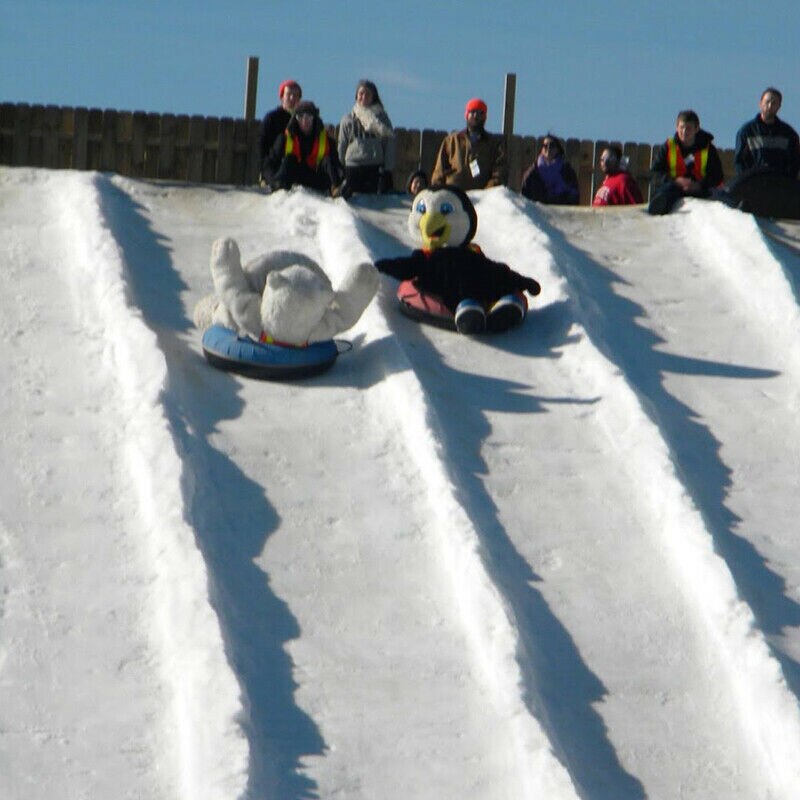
(439, 202, 454, 215)
(415, 200, 427, 214)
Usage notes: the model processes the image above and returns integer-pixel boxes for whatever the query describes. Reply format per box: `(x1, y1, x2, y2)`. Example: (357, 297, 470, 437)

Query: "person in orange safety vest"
(265, 100, 346, 197)
(648, 109, 724, 215)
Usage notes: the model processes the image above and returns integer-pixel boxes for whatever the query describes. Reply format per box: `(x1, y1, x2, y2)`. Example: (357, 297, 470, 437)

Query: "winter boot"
(454, 299, 486, 334)
(487, 294, 525, 332)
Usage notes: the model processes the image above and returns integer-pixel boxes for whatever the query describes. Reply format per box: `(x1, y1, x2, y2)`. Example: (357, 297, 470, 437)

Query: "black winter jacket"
(734, 114, 800, 178)
(375, 247, 540, 313)
(650, 129, 724, 194)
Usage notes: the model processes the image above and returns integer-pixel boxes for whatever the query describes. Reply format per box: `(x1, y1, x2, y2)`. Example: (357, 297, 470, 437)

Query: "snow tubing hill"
(201, 324, 339, 380)
(397, 279, 529, 331)
(727, 169, 800, 220)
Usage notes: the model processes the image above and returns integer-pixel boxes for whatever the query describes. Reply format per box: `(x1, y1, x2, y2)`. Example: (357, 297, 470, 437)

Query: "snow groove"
(480, 191, 800, 796)
(57, 173, 248, 800)
(335, 201, 580, 798)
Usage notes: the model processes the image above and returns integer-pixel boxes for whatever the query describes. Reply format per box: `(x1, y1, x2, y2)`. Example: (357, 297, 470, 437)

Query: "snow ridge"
(684, 201, 800, 403)
(58, 173, 248, 800)
(481, 190, 800, 796)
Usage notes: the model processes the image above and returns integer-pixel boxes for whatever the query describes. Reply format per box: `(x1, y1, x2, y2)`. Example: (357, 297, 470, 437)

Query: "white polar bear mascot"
(194, 238, 379, 347)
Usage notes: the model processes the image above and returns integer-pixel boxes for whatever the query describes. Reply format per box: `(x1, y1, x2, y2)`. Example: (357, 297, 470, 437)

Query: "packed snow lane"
(0, 170, 179, 800)
(119, 179, 576, 800)
(531, 197, 800, 795)
(357, 189, 800, 798)
(542, 199, 800, 680)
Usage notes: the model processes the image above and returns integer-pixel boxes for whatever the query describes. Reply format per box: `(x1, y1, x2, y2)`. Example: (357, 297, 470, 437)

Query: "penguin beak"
(420, 211, 450, 250)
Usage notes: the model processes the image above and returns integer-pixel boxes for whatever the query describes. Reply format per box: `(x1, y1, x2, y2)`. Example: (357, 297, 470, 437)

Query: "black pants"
(344, 165, 391, 194)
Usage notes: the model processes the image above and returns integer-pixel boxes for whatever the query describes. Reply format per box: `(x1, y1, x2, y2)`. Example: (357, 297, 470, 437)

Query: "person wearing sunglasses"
(430, 98, 507, 190)
(265, 100, 346, 197)
(520, 134, 579, 205)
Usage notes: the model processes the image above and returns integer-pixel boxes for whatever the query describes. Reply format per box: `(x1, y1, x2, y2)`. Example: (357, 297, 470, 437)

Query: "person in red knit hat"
(430, 97, 507, 190)
(258, 79, 302, 185)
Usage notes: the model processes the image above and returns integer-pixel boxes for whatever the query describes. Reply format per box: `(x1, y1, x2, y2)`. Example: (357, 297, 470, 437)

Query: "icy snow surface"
(2, 167, 800, 799)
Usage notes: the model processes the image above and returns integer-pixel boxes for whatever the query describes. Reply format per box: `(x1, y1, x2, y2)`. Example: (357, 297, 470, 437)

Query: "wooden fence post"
(502, 73, 516, 188)
(502, 73, 516, 140)
(245, 56, 259, 122)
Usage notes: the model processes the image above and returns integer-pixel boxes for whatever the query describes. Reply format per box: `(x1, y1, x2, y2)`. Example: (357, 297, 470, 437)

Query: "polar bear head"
(260, 264, 335, 346)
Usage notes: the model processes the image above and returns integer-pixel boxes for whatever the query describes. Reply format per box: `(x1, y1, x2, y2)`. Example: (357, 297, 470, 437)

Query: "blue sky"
(3, 0, 799, 149)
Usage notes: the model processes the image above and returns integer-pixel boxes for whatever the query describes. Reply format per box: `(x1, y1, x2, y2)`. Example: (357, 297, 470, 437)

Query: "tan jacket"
(430, 128, 507, 190)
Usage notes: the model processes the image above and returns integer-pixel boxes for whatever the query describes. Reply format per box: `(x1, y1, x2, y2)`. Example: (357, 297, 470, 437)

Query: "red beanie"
(278, 80, 302, 100)
(464, 98, 488, 119)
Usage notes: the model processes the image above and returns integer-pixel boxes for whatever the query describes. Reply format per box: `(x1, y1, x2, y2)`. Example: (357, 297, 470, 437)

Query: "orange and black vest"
(666, 138, 709, 180)
(285, 128, 328, 167)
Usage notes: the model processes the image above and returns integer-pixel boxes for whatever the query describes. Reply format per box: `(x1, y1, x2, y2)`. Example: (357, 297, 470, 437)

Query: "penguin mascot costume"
(375, 186, 541, 333)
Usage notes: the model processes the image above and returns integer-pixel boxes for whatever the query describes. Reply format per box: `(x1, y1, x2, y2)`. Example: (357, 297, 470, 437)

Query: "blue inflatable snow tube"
(201, 325, 339, 380)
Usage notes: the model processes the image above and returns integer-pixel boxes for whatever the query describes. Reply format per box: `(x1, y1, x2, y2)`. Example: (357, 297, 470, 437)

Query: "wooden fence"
(1, 101, 736, 205)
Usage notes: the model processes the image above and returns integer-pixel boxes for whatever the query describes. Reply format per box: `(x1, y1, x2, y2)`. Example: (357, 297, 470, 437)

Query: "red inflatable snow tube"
(396, 279, 528, 331)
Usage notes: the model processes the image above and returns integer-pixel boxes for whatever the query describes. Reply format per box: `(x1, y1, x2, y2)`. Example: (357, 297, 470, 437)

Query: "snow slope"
(1, 167, 800, 799)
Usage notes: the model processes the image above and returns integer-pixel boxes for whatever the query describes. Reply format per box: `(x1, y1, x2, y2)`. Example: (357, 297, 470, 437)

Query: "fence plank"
(29, 105, 46, 167)
(232, 119, 250, 184)
(144, 113, 160, 179)
(114, 111, 132, 176)
(130, 111, 147, 177)
(100, 109, 116, 172)
(393, 126, 420, 192)
(216, 117, 235, 184)
(245, 119, 260, 185)
(420, 129, 446, 179)
(0, 104, 15, 164)
(73, 107, 89, 170)
(515, 135, 539, 193)
(85, 109, 102, 171)
(202, 116, 219, 183)
(12, 103, 31, 166)
(41, 105, 61, 168)
(158, 114, 176, 179)
(623, 142, 650, 202)
(186, 115, 205, 183)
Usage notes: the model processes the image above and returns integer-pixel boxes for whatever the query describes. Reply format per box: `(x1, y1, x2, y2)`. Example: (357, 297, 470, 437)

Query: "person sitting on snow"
(592, 145, 643, 206)
(337, 79, 396, 195)
(265, 101, 346, 197)
(735, 87, 800, 179)
(520, 134, 580, 205)
(258, 79, 302, 186)
(430, 98, 507, 190)
(405, 167, 429, 197)
(648, 109, 724, 216)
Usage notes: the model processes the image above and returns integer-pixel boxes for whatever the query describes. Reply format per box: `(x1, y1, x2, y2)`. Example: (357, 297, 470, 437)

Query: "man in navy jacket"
(735, 88, 800, 178)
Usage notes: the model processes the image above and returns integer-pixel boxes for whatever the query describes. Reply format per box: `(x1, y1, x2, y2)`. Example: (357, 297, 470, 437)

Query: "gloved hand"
(524, 277, 541, 296)
(332, 178, 353, 200)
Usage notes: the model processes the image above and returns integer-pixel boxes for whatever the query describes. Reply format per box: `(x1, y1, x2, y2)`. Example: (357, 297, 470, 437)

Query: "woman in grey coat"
(337, 79, 396, 194)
